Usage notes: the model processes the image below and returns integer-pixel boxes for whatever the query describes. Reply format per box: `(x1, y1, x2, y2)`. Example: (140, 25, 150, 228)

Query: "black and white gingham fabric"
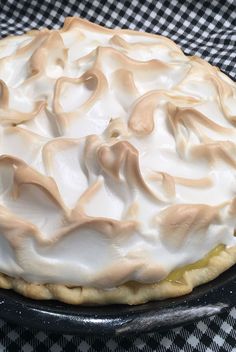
(0, 0, 236, 351)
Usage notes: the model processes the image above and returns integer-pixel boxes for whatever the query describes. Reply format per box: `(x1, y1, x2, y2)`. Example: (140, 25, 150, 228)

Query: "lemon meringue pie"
(0, 17, 236, 305)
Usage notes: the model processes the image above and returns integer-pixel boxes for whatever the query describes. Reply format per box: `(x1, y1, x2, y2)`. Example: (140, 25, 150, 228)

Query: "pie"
(0, 17, 236, 305)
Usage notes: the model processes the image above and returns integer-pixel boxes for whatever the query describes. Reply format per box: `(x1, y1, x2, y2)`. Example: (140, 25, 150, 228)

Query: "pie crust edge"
(0, 246, 235, 305)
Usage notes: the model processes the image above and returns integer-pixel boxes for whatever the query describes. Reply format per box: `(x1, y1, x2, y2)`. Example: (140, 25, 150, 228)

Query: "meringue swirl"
(0, 17, 236, 288)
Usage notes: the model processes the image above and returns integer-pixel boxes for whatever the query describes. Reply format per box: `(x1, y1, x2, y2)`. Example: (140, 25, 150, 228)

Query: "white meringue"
(0, 18, 236, 288)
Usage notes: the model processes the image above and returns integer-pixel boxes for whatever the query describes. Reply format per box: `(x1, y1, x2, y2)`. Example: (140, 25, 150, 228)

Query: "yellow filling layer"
(165, 244, 225, 284)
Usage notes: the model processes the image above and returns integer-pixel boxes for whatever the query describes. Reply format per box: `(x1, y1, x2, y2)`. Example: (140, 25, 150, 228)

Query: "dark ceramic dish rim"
(0, 265, 235, 336)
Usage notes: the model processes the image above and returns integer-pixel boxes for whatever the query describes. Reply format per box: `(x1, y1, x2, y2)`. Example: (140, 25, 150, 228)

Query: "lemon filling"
(165, 244, 225, 284)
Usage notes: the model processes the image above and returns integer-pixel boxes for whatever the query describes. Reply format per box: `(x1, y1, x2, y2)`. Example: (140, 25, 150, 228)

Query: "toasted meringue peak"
(0, 17, 235, 288)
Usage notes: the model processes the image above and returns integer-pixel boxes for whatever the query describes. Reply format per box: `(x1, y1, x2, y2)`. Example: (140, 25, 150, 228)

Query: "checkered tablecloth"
(0, 0, 236, 351)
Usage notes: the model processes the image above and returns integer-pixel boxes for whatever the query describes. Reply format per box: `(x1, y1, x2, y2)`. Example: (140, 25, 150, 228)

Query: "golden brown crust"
(1, 246, 235, 305)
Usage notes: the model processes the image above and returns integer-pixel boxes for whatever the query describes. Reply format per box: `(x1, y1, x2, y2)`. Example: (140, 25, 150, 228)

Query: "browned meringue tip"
(61, 17, 183, 53)
(0, 80, 9, 108)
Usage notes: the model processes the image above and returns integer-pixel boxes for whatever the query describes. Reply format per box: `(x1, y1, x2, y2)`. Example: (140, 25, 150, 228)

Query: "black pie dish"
(0, 265, 235, 336)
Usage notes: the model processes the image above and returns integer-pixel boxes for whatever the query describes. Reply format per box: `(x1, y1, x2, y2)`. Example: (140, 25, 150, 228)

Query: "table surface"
(0, 0, 236, 350)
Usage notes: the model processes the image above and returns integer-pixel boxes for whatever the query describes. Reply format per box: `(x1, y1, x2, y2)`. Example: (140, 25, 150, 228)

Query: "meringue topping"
(0, 17, 236, 288)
